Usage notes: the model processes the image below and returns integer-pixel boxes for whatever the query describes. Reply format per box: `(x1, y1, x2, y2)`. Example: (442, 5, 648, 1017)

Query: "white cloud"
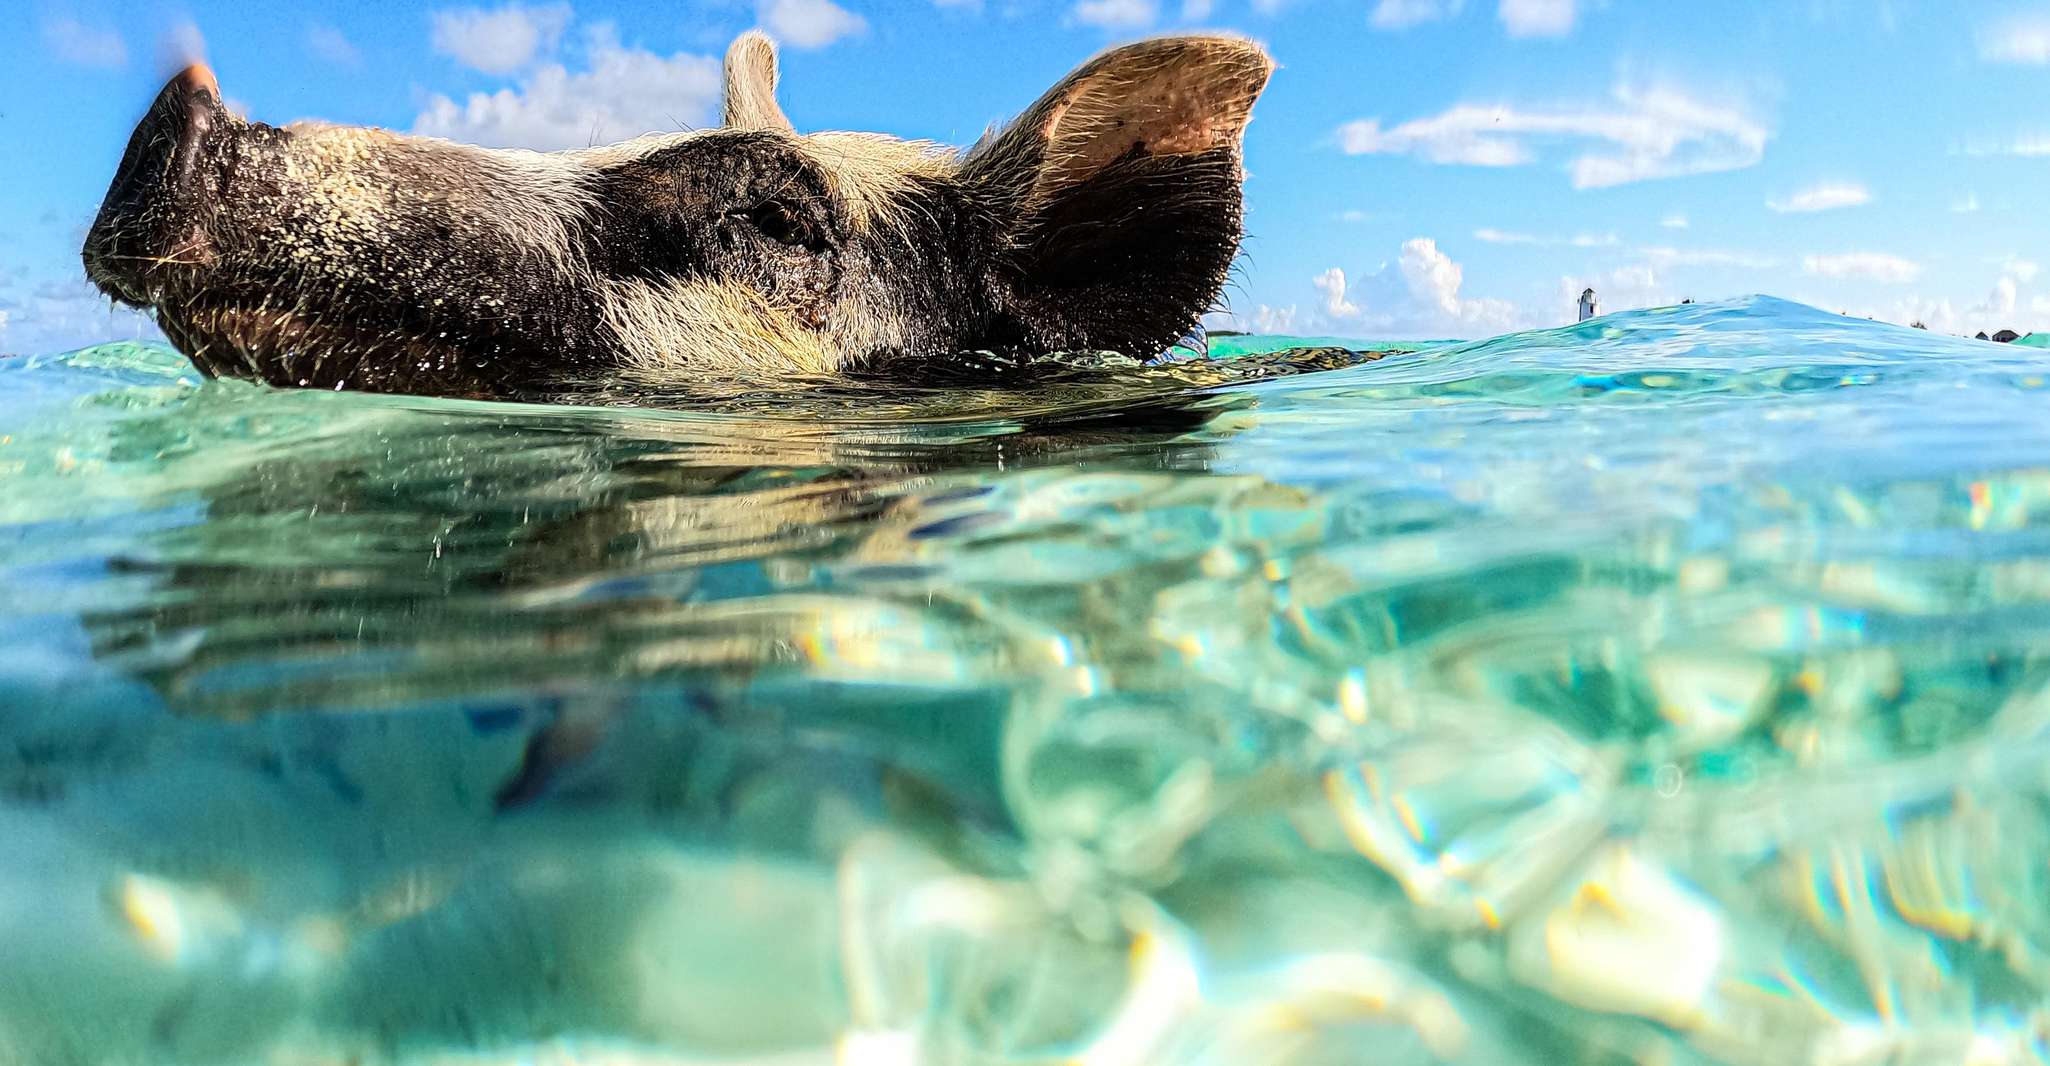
(1390, 238, 1525, 331)
(414, 24, 721, 150)
(430, 3, 572, 75)
(1499, 0, 1576, 37)
(1071, 0, 1160, 27)
(43, 17, 127, 68)
(1958, 134, 2050, 158)
(1767, 181, 1871, 213)
(1559, 264, 1669, 321)
(1952, 193, 1981, 214)
(1401, 239, 1470, 316)
(1336, 84, 1770, 189)
(1335, 239, 1530, 334)
(1473, 228, 1615, 247)
(1338, 209, 1375, 223)
(1979, 14, 2050, 64)
(1237, 240, 1528, 337)
(1854, 277, 2038, 336)
(1998, 255, 2042, 283)
(1639, 246, 1777, 269)
(760, 0, 867, 48)
(1803, 252, 1921, 284)
(1475, 228, 1538, 244)
(1371, 0, 1463, 30)
(1249, 304, 1300, 333)
(1660, 214, 1689, 229)
(1849, 295, 1960, 334)
(308, 24, 361, 65)
(1982, 276, 2019, 317)
(1181, 0, 1217, 18)
(1313, 267, 1360, 318)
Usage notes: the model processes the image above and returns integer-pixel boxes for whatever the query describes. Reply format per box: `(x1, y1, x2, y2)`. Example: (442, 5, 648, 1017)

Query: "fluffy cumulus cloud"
(1766, 181, 1871, 213)
(43, 16, 128, 68)
(1336, 84, 1769, 189)
(430, 2, 573, 75)
(1802, 252, 1921, 284)
(414, 23, 721, 149)
(1388, 238, 1527, 331)
(1847, 282, 2037, 336)
(1312, 268, 1359, 318)
(1341, 239, 1525, 334)
(1979, 14, 2050, 64)
(1498, 0, 1576, 37)
(1852, 295, 1960, 334)
(1211, 239, 1531, 337)
(1072, 0, 1160, 28)
(1370, 0, 1463, 30)
(760, 0, 867, 49)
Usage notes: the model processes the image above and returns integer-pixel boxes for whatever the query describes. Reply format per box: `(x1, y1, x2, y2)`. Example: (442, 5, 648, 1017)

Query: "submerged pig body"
(83, 33, 1273, 397)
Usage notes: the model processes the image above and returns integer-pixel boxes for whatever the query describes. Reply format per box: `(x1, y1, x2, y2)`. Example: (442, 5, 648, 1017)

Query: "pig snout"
(84, 64, 231, 306)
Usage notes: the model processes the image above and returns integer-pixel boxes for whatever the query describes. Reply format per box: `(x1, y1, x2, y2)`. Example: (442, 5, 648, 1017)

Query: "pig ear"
(964, 36, 1274, 354)
(963, 35, 1271, 209)
(724, 31, 793, 132)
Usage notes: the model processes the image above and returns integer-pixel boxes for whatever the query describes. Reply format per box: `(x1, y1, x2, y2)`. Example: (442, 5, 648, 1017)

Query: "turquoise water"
(5, 296, 2050, 1064)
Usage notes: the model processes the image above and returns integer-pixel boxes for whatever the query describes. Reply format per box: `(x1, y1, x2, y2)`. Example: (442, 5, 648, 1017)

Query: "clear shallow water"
(5, 297, 2050, 1064)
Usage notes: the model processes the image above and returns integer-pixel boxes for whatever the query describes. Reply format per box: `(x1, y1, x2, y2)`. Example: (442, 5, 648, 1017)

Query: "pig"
(83, 32, 1274, 398)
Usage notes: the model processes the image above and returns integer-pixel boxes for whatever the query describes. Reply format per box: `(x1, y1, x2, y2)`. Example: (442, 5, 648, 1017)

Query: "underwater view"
(7, 296, 2050, 1064)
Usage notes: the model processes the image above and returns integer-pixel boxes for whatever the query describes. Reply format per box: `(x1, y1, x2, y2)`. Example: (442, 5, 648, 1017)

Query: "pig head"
(83, 33, 1273, 397)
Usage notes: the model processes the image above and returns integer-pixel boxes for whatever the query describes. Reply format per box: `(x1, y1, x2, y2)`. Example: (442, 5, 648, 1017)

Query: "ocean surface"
(5, 296, 2050, 1064)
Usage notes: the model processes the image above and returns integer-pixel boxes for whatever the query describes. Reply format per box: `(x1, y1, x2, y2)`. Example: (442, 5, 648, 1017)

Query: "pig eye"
(739, 198, 823, 251)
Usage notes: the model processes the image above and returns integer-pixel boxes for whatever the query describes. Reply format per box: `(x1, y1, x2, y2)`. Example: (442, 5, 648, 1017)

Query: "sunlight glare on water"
(6, 297, 2050, 1064)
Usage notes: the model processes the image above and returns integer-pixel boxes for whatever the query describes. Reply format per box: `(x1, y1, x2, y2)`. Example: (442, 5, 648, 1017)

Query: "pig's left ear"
(963, 36, 1273, 353)
(724, 31, 793, 131)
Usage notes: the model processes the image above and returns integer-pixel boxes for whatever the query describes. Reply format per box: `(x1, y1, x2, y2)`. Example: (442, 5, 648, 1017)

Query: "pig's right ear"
(724, 31, 793, 132)
(963, 36, 1272, 354)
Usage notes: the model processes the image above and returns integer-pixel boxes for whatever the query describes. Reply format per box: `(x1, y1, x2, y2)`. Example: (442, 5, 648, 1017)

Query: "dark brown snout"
(83, 64, 230, 305)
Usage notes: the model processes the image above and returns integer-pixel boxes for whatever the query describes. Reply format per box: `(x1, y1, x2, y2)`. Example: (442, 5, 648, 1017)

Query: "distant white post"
(1578, 288, 1599, 323)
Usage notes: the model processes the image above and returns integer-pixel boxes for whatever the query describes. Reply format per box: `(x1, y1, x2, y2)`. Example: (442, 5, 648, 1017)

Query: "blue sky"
(3, 0, 2048, 355)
